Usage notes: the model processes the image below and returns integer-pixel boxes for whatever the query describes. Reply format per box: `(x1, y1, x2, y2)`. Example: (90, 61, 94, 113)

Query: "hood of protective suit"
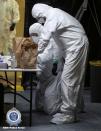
(29, 23, 43, 44)
(32, 3, 53, 19)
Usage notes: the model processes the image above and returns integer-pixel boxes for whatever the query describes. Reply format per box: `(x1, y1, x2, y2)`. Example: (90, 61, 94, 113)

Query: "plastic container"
(11, 56, 17, 69)
(0, 55, 8, 69)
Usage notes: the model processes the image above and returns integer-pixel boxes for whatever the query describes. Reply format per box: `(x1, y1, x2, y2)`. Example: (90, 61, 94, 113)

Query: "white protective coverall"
(29, 23, 63, 115)
(32, 3, 89, 124)
(0, 0, 20, 55)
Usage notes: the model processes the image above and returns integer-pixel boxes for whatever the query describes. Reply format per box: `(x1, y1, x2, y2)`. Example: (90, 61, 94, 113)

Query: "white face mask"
(38, 17, 46, 25)
(31, 36, 39, 44)
(29, 23, 43, 44)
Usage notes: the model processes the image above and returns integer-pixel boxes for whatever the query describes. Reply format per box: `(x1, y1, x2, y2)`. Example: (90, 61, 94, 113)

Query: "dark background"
(24, 0, 101, 87)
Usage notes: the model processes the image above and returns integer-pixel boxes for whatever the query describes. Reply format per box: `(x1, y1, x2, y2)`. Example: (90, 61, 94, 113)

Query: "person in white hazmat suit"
(29, 23, 63, 115)
(0, 0, 20, 55)
(31, 3, 89, 124)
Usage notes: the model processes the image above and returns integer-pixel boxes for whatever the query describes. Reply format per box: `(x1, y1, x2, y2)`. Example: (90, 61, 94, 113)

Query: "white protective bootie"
(50, 113, 75, 124)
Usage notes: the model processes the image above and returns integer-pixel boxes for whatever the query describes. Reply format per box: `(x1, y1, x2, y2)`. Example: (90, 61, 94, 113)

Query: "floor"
(1, 89, 101, 131)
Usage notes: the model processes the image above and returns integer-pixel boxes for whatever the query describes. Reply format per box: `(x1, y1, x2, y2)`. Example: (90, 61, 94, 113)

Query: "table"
(0, 68, 41, 126)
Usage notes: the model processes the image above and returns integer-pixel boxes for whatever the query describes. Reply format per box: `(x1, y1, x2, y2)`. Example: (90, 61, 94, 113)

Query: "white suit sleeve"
(37, 39, 48, 53)
(38, 16, 59, 53)
(11, 0, 20, 23)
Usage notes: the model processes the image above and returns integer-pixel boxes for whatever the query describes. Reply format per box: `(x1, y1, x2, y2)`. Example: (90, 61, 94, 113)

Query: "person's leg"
(21, 72, 32, 89)
(77, 76, 85, 113)
(51, 42, 88, 124)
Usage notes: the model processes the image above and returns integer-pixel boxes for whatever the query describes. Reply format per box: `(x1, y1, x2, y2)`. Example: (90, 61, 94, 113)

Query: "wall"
(16, 0, 25, 36)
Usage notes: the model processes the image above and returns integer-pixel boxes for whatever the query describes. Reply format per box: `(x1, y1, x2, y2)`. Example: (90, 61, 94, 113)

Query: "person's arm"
(37, 16, 58, 53)
(10, 0, 20, 31)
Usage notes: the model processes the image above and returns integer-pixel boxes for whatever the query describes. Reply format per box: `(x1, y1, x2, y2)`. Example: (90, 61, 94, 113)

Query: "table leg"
(14, 72, 17, 107)
(0, 83, 4, 126)
(29, 73, 33, 126)
(5, 72, 8, 86)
